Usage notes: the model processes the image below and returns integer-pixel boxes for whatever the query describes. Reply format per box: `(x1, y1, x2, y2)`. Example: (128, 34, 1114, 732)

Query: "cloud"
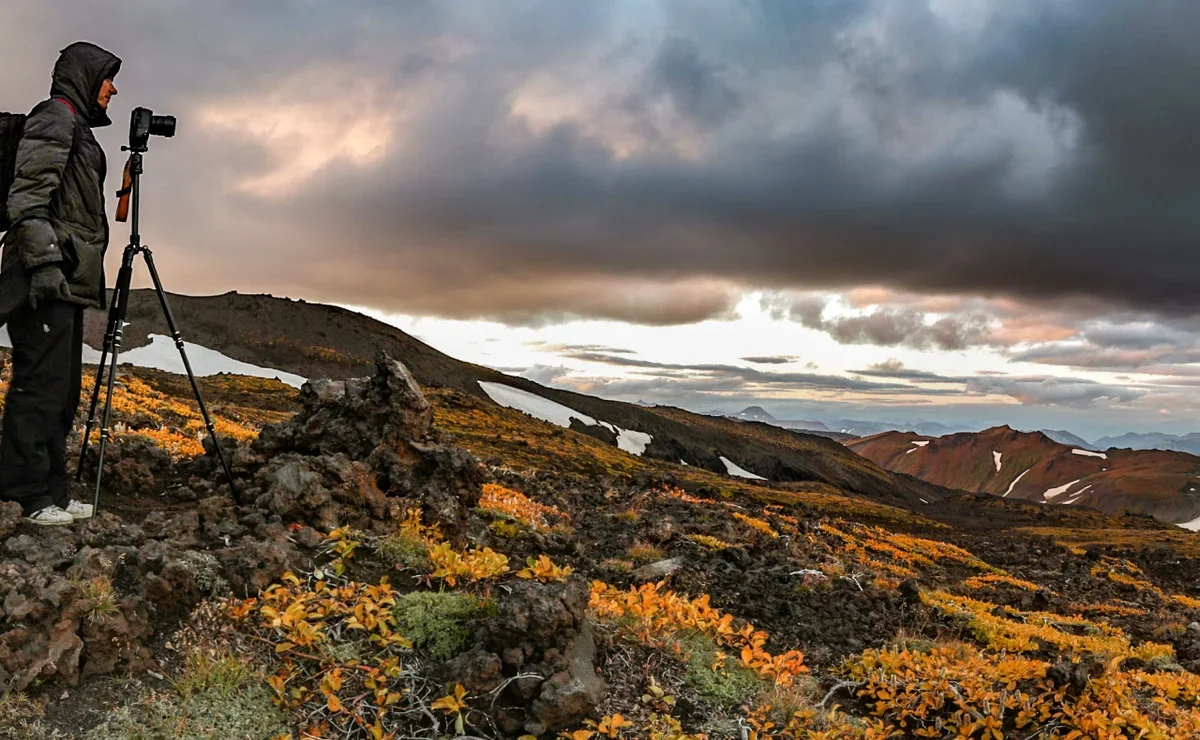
(763, 294, 995, 350)
(4, 0, 1198, 325)
(520, 364, 573, 385)
(852, 359, 966, 384)
(740, 355, 798, 365)
(965, 376, 1145, 407)
(559, 350, 957, 395)
(537, 343, 638, 355)
(1011, 318, 1200, 369)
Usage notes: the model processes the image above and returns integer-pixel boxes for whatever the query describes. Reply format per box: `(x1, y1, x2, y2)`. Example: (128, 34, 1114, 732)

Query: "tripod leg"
(76, 276, 129, 482)
(139, 249, 240, 502)
(91, 255, 137, 513)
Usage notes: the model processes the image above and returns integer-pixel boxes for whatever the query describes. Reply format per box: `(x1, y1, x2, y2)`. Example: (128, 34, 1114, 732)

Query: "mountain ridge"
(849, 425, 1200, 527)
(85, 290, 946, 507)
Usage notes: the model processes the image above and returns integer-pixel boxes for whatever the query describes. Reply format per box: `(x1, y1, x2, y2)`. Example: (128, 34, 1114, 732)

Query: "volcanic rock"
(253, 352, 483, 541)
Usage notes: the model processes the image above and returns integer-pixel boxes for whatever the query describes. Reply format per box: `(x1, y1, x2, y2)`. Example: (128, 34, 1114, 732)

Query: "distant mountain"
(849, 426, 1200, 527)
(1039, 429, 1096, 450)
(1094, 432, 1200, 456)
(720, 407, 851, 439)
(732, 406, 778, 423)
(829, 419, 976, 438)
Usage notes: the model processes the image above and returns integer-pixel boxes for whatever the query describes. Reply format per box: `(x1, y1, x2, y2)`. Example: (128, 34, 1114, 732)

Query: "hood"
(50, 41, 122, 128)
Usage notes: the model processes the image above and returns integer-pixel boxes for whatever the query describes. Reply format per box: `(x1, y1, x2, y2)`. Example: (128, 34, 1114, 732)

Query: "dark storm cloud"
(4, 0, 1200, 324)
(646, 36, 743, 129)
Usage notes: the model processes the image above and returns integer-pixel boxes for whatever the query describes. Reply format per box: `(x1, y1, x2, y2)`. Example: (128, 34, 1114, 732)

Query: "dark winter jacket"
(1, 42, 122, 311)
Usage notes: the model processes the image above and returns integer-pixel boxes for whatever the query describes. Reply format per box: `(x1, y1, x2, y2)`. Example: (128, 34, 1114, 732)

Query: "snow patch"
(1178, 515, 1200, 532)
(919, 498, 929, 504)
(993, 450, 1003, 472)
(2, 328, 308, 388)
(1062, 485, 1093, 505)
(1003, 469, 1030, 497)
(719, 456, 767, 481)
(617, 429, 652, 455)
(1072, 449, 1108, 460)
(478, 381, 653, 457)
(906, 440, 930, 454)
(1044, 479, 1082, 501)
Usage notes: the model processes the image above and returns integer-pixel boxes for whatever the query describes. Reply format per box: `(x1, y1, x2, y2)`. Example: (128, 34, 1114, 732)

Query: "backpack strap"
(50, 97, 82, 169)
(53, 97, 76, 116)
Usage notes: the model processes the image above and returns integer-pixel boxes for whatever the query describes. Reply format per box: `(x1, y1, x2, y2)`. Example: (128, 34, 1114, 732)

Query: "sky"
(3, 0, 1200, 441)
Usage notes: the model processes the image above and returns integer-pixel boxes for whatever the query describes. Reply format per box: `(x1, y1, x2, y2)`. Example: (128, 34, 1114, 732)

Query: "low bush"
(377, 531, 431, 570)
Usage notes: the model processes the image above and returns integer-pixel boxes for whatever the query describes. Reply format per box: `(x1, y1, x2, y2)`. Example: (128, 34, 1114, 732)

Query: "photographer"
(0, 42, 121, 526)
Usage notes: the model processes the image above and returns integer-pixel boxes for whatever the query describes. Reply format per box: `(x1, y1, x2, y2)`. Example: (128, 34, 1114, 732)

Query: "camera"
(127, 107, 176, 152)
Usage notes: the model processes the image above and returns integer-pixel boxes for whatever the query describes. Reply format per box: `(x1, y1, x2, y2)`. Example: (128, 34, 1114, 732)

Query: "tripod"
(75, 147, 237, 512)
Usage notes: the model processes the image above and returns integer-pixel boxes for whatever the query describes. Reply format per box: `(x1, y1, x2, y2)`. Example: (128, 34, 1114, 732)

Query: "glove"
(28, 265, 70, 310)
(14, 219, 64, 271)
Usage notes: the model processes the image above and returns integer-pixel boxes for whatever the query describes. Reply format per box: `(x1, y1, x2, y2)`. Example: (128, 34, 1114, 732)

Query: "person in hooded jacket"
(0, 42, 121, 525)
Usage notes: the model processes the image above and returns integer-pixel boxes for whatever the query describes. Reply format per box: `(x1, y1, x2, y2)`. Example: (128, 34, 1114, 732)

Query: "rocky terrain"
(0, 311, 1197, 736)
(850, 426, 1200, 527)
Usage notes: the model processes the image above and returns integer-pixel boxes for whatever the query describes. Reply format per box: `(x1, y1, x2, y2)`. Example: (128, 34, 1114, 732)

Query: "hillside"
(81, 291, 936, 507)
(5, 339, 1200, 737)
(849, 426, 1200, 526)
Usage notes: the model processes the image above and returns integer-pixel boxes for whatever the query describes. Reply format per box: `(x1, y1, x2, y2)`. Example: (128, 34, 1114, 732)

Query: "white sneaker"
(23, 505, 74, 526)
(66, 500, 94, 520)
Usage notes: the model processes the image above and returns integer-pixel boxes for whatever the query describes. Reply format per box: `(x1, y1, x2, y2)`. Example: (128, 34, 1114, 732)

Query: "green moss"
(393, 591, 485, 661)
(676, 633, 768, 708)
(377, 531, 430, 570)
(84, 684, 289, 740)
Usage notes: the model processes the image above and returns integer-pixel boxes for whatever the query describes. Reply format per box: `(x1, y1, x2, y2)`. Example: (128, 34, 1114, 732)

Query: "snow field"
(478, 381, 653, 456)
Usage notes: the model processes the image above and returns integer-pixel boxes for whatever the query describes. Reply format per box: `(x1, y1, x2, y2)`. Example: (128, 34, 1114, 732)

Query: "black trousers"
(0, 300, 83, 514)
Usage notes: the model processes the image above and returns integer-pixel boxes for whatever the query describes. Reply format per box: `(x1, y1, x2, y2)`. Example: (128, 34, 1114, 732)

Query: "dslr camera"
(127, 107, 175, 152)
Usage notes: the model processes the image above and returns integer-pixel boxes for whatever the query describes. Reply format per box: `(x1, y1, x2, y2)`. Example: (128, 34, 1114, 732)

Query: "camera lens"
(148, 115, 176, 138)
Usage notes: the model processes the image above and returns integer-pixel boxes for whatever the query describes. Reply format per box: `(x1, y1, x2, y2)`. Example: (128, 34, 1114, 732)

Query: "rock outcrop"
(252, 351, 484, 542)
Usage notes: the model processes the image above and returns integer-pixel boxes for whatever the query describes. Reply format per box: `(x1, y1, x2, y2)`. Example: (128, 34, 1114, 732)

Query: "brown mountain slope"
(82, 290, 947, 506)
(849, 426, 1200, 525)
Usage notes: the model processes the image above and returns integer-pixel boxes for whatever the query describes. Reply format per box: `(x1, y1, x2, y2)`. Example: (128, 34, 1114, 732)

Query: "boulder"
(632, 557, 685, 582)
(438, 579, 605, 734)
